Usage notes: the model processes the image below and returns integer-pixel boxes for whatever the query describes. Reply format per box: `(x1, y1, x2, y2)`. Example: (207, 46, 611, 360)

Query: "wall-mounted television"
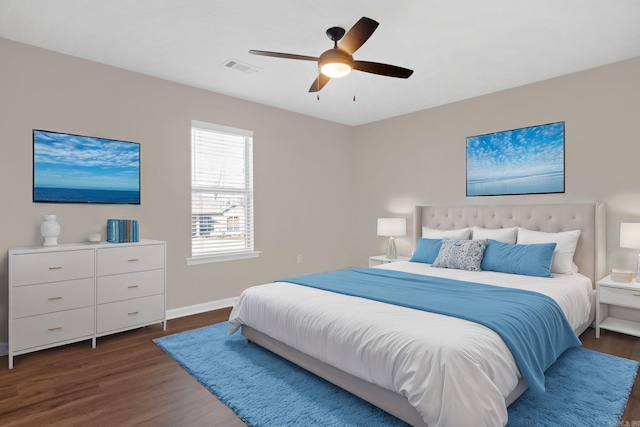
(33, 129, 140, 204)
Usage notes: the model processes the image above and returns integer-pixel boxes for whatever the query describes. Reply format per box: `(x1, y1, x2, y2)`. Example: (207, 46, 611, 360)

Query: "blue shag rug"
(154, 323, 638, 427)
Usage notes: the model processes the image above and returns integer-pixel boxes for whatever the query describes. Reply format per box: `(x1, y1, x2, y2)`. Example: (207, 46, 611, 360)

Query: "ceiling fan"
(249, 17, 413, 93)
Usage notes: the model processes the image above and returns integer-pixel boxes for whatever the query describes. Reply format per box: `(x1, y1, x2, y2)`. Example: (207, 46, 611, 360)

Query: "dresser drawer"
(97, 294, 165, 334)
(97, 244, 164, 276)
(12, 306, 95, 351)
(599, 286, 640, 309)
(11, 250, 95, 286)
(97, 269, 164, 304)
(12, 278, 94, 318)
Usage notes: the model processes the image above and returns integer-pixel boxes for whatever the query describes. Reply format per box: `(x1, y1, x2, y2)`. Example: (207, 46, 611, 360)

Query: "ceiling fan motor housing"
(319, 49, 353, 78)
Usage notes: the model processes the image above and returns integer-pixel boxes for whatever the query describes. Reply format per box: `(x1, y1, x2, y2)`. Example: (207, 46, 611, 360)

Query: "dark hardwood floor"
(1, 309, 639, 426)
(0, 308, 246, 427)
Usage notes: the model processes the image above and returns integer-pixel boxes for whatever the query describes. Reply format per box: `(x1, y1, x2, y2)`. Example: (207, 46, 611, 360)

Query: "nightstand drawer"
(12, 307, 95, 351)
(11, 250, 95, 286)
(12, 278, 94, 318)
(97, 244, 164, 276)
(599, 286, 640, 309)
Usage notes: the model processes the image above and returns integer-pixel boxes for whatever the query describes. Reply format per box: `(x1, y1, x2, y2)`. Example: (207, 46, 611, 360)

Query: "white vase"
(40, 215, 60, 246)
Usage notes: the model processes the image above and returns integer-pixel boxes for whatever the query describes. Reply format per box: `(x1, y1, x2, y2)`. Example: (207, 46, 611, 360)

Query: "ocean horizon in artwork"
(466, 122, 564, 196)
(33, 130, 140, 204)
(34, 186, 140, 204)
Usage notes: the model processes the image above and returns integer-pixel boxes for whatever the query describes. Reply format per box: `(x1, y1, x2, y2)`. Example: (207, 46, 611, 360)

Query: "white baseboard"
(0, 342, 7, 357)
(166, 297, 238, 320)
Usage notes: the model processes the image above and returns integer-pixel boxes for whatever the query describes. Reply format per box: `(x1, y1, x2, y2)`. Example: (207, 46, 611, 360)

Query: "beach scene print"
(466, 122, 564, 196)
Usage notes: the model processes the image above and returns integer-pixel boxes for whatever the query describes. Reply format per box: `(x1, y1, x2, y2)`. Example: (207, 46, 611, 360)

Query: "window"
(189, 121, 258, 264)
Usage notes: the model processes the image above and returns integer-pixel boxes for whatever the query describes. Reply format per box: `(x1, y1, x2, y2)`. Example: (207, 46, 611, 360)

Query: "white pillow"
(472, 226, 518, 244)
(516, 228, 581, 275)
(422, 226, 471, 240)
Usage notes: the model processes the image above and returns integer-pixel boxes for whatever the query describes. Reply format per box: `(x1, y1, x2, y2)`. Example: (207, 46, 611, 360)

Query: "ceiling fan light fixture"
(320, 62, 351, 78)
(318, 49, 353, 79)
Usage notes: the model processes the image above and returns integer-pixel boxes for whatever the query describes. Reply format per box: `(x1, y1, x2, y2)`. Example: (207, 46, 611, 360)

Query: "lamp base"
(386, 237, 397, 259)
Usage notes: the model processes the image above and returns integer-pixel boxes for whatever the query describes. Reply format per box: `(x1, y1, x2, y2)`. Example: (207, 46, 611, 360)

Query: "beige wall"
(0, 38, 355, 343)
(353, 56, 640, 274)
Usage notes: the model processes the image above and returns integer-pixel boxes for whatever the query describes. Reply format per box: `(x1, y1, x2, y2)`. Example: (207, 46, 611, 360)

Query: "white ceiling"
(1, 0, 639, 126)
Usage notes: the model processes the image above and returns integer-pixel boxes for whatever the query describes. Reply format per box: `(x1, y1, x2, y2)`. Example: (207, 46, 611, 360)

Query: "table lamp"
(620, 222, 640, 281)
(377, 218, 406, 259)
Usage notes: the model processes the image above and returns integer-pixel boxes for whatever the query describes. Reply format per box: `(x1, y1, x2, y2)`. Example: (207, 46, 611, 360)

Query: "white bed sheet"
(228, 262, 592, 427)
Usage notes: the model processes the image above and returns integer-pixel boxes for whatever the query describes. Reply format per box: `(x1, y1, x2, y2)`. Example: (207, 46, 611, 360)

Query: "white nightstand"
(369, 255, 410, 267)
(596, 275, 640, 338)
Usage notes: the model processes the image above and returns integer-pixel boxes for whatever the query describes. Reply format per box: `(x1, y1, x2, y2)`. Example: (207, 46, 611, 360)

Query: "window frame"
(187, 120, 260, 265)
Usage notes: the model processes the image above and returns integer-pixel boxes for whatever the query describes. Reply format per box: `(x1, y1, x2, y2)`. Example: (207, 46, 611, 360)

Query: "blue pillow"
(481, 239, 556, 278)
(410, 238, 442, 264)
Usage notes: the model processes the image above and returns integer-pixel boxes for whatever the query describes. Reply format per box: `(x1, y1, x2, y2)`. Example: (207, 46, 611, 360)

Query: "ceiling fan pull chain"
(352, 73, 356, 102)
(317, 66, 321, 100)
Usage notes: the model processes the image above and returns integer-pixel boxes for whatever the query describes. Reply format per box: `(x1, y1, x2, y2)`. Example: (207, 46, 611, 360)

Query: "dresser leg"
(92, 337, 96, 349)
(9, 355, 13, 369)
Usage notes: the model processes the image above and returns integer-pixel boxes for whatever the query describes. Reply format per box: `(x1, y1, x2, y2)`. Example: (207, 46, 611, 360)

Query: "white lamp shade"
(377, 218, 406, 237)
(620, 223, 640, 249)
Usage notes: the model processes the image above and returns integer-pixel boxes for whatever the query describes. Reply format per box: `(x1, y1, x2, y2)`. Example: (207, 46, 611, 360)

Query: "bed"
(228, 203, 606, 426)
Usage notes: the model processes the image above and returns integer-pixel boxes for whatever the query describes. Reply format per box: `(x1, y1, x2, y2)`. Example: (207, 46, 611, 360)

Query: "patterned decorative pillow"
(432, 238, 488, 271)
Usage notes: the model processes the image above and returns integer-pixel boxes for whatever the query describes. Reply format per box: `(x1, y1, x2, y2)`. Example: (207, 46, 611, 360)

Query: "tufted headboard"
(413, 203, 606, 285)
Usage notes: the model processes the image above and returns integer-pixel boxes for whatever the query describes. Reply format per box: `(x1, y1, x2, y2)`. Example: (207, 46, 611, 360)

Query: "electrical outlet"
(297, 254, 303, 263)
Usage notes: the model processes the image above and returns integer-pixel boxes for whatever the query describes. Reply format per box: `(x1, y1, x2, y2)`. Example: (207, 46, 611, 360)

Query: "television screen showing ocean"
(34, 186, 140, 204)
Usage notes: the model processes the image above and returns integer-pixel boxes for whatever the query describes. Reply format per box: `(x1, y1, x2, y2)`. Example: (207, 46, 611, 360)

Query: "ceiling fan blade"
(338, 17, 379, 55)
(249, 50, 318, 62)
(308, 74, 331, 93)
(353, 61, 414, 78)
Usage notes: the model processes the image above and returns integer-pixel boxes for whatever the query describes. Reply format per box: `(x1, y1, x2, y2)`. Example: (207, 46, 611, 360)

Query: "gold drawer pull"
(48, 266, 62, 270)
(633, 294, 640, 296)
(128, 258, 139, 262)
(48, 296, 62, 301)
(48, 326, 62, 331)
(128, 311, 139, 316)
(128, 285, 139, 289)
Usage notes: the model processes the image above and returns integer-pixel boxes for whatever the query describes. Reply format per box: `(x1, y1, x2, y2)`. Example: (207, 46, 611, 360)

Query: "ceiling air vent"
(222, 59, 260, 74)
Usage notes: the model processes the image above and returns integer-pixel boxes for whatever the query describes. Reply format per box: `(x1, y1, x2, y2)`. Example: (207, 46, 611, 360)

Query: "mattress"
(228, 262, 592, 426)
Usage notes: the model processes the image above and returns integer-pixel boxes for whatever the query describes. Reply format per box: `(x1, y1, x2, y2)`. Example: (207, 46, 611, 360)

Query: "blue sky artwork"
(33, 130, 140, 204)
(466, 122, 564, 196)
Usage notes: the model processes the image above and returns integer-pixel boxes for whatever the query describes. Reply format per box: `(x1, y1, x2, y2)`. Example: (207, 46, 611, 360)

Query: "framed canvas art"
(466, 121, 565, 197)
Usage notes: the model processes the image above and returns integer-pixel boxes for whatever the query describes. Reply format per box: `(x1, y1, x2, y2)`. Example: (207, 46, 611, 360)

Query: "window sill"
(186, 250, 261, 265)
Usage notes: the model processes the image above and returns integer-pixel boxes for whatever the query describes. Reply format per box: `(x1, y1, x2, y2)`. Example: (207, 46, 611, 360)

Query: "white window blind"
(190, 121, 255, 261)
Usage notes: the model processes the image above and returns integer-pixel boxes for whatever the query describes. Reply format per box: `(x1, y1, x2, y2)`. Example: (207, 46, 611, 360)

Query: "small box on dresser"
(8, 239, 166, 369)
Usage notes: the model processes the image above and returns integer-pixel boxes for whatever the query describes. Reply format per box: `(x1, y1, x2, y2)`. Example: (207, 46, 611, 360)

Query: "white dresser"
(8, 240, 166, 368)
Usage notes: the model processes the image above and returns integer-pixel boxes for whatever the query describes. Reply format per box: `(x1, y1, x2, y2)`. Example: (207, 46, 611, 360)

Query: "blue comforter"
(278, 268, 581, 395)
